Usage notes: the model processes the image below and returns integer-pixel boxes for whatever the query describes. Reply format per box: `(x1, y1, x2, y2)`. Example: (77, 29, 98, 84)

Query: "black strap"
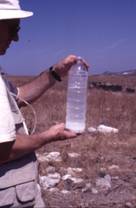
(49, 66, 62, 82)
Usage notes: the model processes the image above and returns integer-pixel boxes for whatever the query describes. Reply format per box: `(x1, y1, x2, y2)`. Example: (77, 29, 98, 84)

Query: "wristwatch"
(49, 66, 62, 82)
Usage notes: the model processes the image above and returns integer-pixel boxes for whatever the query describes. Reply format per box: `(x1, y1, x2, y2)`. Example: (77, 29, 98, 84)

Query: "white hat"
(0, 0, 33, 20)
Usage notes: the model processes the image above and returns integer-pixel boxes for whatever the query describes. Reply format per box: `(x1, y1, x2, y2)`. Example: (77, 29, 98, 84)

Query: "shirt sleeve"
(0, 75, 16, 143)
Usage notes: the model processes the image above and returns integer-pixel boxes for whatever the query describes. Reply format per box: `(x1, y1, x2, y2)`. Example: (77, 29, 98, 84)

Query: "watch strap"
(49, 66, 62, 82)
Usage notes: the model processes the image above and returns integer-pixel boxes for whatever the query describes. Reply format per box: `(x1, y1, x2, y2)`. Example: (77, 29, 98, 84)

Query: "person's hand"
(54, 55, 89, 77)
(42, 123, 77, 142)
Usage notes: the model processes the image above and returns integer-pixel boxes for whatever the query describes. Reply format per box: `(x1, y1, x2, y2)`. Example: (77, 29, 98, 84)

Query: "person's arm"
(17, 55, 88, 103)
(0, 123, 76, 164)
(17, 68, 56, 103)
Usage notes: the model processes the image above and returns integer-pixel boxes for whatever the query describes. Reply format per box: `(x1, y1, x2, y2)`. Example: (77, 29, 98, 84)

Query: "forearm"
(17, 55, 82, 103)
(0, 131, 53, 164)
(17, 69, 56, 103)
(0, 123, 77, 164)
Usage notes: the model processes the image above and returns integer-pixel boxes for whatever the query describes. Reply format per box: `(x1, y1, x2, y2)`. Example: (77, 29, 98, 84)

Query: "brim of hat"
(0, 10, 33, 20)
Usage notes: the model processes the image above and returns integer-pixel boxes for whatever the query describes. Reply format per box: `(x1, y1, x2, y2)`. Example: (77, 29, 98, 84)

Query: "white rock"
(112, 176, 119, 180)
(82, 183, 92, 192)
(36, 154, 47, 162)
(46, 166, 56, 174)
(71, 177, 84, 184)
(43, 152, 62, 162)
(88, 127, 97, 133)
(97, 124, 118, 134)
(67, 167, 83, 176)
(108, 165, 120, 170)
(62, 174, 72, 181)
(40, 173, 61, 190)
(61, 189, 71, 194)
(104, 174, 111, 183)
(68, 153, 80, 158)
(91, 187, 98, 194)
(125, 202, 133, 208)
(62, 174, 83, 184)
(96, 174, 111, 190)
(36, 152, 62, 162)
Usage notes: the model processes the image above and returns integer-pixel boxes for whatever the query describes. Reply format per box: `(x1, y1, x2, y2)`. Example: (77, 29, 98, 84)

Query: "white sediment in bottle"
(65, 58, 88, 133)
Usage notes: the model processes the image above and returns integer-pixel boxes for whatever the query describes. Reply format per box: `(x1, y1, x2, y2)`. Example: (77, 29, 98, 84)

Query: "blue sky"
(0, 0, 136, 75)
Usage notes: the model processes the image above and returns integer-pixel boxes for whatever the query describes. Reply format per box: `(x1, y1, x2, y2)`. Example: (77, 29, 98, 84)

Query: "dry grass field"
(9, 74, 136, 208)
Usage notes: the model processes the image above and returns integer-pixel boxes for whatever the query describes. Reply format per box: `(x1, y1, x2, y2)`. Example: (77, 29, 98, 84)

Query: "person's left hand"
(53, 54, 89, 77)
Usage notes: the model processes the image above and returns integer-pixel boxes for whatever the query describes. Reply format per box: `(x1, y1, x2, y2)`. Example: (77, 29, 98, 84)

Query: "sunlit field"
(9, 74, 136, 208)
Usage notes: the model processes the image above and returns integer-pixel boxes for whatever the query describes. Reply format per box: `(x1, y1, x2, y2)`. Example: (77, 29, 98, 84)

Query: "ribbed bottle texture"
(65, 58, 88, 133)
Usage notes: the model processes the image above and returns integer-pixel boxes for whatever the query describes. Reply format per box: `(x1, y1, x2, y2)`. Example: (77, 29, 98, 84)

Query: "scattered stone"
(62, 174, 72, 181)
(36, 152, 62, 162)
(96, 174, 111, 190)
(87, 127, 97, 133)
(46, 166, 56, 174)
(108, 165, 120, 170)
(67, 176, 82, 183)
(125, 202, 133, 208)
(87, 125, 119, 134)
(98, 168, 107, 177)
(39, 173, 61, 190)
(62, 174, 83, 184)
(62, 174, 84, 190)
(91, 187, 98, 194)
(61, 189, 71, 194)
(43, 152, 62, 162)
(82, 183, 92, 193)
(36, 154, 47, 162)
(63, 178, 73, 190)
(97, 124, 119, 134)
(49, 187, 59, 192)
(71, 177, 84, 184)
(112, 176, 119, 180)
(64, 177, 85, 191)
(59, 167, 67, 175)
(68, 152, 80, 158)
(67, 167, 83, 176)
(73, 182, 85, 190)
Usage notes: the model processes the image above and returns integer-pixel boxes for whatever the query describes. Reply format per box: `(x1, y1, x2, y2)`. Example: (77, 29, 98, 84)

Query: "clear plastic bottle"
(65, 58, 88, 133)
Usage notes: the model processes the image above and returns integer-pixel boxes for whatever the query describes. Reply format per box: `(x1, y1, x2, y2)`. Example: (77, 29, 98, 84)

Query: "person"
(0, 0, 89, 207)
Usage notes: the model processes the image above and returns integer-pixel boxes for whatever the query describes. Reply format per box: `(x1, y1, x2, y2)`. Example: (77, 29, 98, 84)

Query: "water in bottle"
(65, 58, 88, 133)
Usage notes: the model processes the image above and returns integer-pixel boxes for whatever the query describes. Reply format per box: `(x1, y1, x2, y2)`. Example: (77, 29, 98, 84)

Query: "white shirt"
(0, 74, 16, 143)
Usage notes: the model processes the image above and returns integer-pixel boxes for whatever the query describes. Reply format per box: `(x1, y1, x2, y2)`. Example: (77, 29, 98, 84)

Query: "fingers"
(54, 54, 89, 77)
(55, 123, 65, 130)
(63, 129, 77, 138)
(65, 54, 89, 70)
(58, 131, 77, 140)
(51, 123, 77, 140)
(78, 57, 90, 70)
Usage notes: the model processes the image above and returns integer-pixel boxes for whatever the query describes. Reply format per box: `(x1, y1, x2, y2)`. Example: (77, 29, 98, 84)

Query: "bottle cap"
(77, 56, 88, 71)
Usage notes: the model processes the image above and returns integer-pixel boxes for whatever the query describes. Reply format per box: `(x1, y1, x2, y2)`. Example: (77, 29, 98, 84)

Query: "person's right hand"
(42, 123, 77, 142)
(53, 55, 89, 78)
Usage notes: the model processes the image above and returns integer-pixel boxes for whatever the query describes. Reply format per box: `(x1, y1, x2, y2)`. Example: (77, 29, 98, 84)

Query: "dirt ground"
(38, 132, 136, 208)
(11, 74, 136, 208)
